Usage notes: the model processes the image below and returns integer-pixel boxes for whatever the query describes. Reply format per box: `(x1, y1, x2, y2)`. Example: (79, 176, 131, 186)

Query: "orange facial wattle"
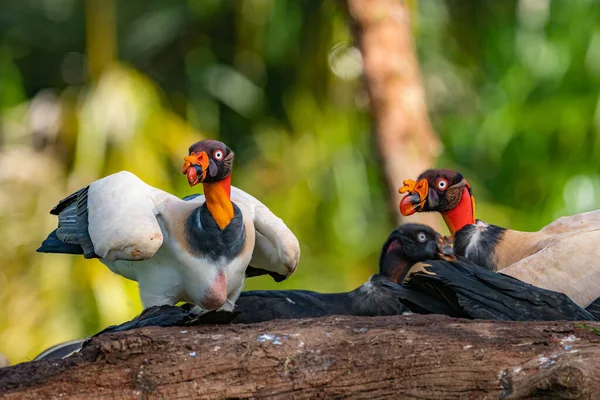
(398, 178, 429, 216)
(182, 151, 210, 186)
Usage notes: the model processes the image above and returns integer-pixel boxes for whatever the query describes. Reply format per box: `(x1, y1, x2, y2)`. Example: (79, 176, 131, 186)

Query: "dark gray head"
(379, 224, 455, 283)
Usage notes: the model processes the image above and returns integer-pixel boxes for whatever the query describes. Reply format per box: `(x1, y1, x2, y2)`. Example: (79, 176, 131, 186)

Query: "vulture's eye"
(214, 150, 224, 160)
(417, 232, 427, 243)
(436, 178, 448, 190)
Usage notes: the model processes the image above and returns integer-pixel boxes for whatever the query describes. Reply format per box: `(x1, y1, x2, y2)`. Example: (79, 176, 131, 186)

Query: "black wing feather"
(585, 297, 600, 320)
(406, 258, 597, 321)
(37, 229, 84, 254)
(75, 186, 96, 258)
(95, 304, 240, 335)
(377, 279, 460, 316)
(50, 190, 81, 215)
(38, 186, 98, 258)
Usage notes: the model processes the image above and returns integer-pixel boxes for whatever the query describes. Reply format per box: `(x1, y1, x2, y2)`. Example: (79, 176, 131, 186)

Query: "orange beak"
(182, 151, 209, 186)
(398, 179, 429, 216)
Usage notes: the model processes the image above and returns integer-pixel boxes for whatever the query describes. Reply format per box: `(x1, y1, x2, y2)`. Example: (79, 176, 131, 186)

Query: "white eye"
(214, 150, 224, 160)
(417, 232, 427, 243)
(437, 179, 448, 190)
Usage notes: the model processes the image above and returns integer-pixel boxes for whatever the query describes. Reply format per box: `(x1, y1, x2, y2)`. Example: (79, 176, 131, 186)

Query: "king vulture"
(35, 224, 596, 362)
(38, 139, 300, 312)
(398, 169, 600, 310)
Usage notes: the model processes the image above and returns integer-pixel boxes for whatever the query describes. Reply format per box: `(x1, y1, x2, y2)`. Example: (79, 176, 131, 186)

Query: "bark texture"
(345, 0, 442, 229)
(2, 315, 600, 399)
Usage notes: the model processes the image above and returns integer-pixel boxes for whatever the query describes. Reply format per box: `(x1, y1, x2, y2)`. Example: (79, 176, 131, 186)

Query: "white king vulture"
(38, 139, 300, 312)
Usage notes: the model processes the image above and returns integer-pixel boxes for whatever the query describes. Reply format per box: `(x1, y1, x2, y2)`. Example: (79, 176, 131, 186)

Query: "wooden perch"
(2, 315, 600, 399)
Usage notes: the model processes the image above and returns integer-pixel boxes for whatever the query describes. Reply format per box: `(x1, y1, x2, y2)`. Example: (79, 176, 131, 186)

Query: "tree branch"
(2, 316, 600, 399)
(344, 0, 442, 229)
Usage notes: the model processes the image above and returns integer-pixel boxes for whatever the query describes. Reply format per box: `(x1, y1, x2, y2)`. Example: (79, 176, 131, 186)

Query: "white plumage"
(40, 170, 300, 312)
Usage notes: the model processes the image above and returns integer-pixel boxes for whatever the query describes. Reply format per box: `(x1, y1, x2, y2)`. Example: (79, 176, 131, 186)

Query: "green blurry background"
(1, 0, 599, 364)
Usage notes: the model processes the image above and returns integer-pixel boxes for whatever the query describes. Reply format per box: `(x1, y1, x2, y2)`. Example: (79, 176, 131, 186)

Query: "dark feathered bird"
(386, 257, 598, 321)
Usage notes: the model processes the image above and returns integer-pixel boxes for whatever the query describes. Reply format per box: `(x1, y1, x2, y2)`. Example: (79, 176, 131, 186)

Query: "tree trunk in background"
(344, 0, 442, 230)
(2, 315, 600, 398)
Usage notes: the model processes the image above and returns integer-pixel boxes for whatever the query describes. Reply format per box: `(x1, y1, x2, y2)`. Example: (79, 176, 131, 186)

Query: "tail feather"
(586, 297, 600, 320)
(33, 338, 87, 361)
(95, 305, 241, 336)
(94, 305, 194, 335)
(37, 229, 84, 254)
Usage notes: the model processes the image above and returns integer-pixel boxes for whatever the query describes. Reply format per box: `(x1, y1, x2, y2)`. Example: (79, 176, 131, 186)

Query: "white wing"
(499, 229, 600, 307)
(540, 209, 600, 235)
(230, 187, 300, 278)
(86, 171, 175, 261)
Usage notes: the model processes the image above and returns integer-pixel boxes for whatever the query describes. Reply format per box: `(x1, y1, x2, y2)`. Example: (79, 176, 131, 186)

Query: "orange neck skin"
(441, 187, 475, 237)
(202, 175, 234, 230)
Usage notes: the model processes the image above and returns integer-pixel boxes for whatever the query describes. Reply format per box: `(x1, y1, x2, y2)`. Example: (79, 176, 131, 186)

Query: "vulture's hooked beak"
(399, 178, 428, 216)
(182, 151, 210, 186)
(436, 235, 456, 261)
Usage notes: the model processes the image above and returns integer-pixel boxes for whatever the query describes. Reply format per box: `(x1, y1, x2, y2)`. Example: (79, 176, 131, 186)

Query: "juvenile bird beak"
(399, 179, 429, 216)
(182, 151, 210, 186)
(436, 235, 456, 261)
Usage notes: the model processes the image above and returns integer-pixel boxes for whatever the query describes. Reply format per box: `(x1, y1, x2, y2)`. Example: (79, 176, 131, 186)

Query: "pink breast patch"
(199, 271, 227, 311)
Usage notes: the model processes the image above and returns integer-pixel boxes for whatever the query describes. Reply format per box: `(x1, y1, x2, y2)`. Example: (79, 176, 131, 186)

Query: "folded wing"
(499, 230, 600, 308)
(38, 171, 172, 261)
(403, 258, 597, 321)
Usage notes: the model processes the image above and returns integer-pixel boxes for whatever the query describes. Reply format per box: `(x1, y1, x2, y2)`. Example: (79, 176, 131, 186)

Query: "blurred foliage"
(419, 0, 600, 228)
(0, 0, 599, 364)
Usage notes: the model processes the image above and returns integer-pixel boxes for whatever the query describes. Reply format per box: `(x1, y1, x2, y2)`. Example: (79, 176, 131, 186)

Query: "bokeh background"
(1, 0, 599, 364)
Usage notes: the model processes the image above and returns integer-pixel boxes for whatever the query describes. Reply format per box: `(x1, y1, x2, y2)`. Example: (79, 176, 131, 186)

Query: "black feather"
(185, 203, 246, 261)
(50, 190, 80, 215)
(54, 275, 410, 341)
(37, 229, 84, 254)
(33, 339, 87, 360)
(403, 257, 597, 321)
(454, 222, 506, 270)
(585, 297, 600, 320)
(75, 187, 97, 259)
(92, 304, 235, 335)
(39, 186, 98, 258)
(377, 279, 459, 316)
(182, 194, 202, 201)
(245, 266, 288, 282)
